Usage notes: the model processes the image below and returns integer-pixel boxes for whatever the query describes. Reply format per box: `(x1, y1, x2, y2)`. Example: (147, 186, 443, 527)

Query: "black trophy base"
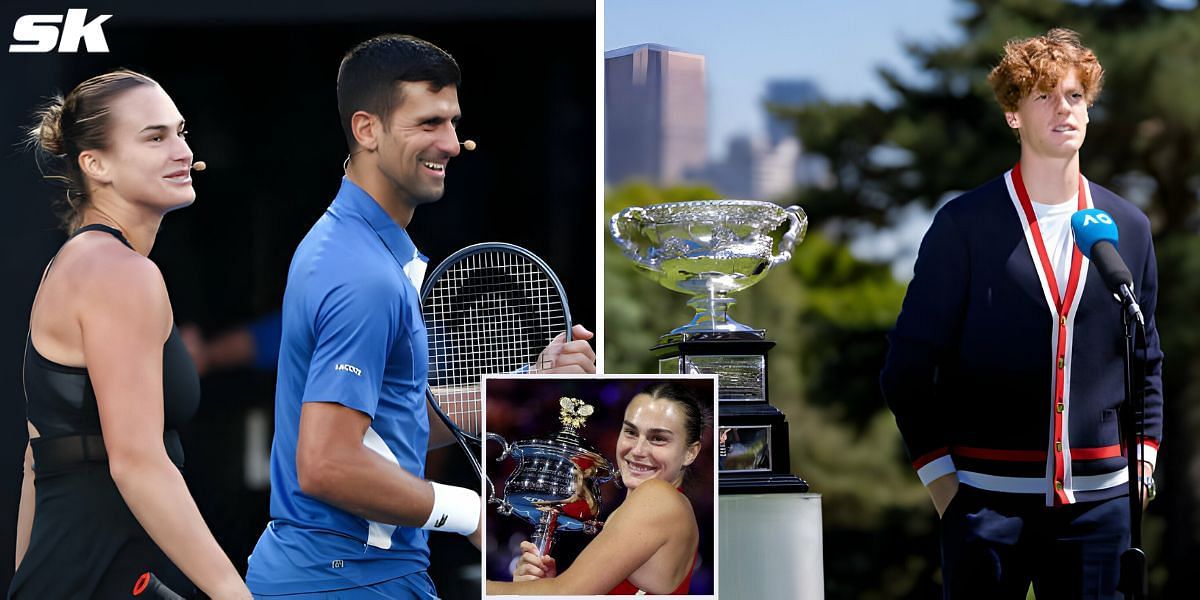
(653, 332, 811, 495)
(719, 473, 809, 494)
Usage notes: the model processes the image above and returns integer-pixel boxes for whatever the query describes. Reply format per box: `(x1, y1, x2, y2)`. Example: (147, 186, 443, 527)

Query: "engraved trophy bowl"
(486, 398, 613, 556)
(610, 200, 807, 335)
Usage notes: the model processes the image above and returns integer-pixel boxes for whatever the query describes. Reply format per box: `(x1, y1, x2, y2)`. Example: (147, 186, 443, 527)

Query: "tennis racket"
(420, 242, 574, 493)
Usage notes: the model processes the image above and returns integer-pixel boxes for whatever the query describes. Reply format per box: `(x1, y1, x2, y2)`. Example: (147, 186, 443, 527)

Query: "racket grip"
(132, 571, 186, 600)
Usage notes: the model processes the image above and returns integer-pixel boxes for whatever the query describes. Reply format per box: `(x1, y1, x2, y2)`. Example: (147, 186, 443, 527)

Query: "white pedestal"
(719, 492, 824, 599)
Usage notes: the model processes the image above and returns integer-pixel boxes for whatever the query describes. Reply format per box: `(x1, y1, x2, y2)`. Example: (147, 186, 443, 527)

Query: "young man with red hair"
(882, 28, 1163, 599)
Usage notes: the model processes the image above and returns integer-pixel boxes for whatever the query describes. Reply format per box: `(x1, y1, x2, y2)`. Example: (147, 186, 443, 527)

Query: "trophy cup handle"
(768, 205, 808, 269)
(609, 207, 659, 271)
(485, 432, 511, 461)
(484, 433, 511, 503)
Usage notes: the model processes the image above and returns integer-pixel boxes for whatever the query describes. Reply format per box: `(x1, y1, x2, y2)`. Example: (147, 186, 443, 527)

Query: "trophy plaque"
(486, 397, 613, 556)
(611, 200, 809, 493)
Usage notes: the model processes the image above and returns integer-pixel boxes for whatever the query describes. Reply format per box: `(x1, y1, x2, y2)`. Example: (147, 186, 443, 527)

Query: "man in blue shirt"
(247, 35, 595, 598)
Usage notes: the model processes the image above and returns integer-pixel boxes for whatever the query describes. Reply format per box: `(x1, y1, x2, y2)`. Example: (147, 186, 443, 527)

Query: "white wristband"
(422, 482, 480, 536)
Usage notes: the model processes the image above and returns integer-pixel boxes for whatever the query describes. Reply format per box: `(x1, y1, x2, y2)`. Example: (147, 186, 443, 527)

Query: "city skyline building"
(692, 78, 831, 200)
(604, 43, 708, 185)
(763, 79, 822, 146)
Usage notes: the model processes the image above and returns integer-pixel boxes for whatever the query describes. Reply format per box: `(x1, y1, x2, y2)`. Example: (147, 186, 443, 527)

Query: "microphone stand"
(1116, 306, 1147, 600)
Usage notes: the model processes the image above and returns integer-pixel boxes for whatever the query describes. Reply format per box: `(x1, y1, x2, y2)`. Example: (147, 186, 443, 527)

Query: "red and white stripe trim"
(951, 444, 1122, 462)
(917, 455, 957, 486)
(1005, 164, 1093, 506)
(957, 468, 1128, 495)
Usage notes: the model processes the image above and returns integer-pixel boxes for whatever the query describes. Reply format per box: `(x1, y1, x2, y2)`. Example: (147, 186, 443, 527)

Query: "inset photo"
(483, 376, 716, 597)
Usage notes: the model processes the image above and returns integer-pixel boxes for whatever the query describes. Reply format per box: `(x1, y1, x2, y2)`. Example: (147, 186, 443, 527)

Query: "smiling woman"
(486, 381, 711, 596)
(10, 70, 249, 600)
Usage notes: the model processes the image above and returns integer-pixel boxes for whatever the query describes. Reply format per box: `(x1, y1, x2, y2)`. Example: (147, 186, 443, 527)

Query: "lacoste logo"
(334, 363, 362, 376)
(434, 513, 448, 528)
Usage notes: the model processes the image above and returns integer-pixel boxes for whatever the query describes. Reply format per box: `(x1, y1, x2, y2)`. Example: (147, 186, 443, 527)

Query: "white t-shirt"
(1031, 195, 1079, 298)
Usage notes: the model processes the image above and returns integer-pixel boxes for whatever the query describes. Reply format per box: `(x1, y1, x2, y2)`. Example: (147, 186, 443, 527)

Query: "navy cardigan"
(881, 169, 1163, 506)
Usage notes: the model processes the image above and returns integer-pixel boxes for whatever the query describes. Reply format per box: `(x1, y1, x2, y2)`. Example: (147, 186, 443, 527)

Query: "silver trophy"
(610, 200, 807, 335)
(609, 199, 810, 493)
(487, 397, 614, 557)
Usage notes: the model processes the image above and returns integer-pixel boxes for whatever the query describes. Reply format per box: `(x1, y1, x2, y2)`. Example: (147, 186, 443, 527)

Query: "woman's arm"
(14, 423, 37, 570)
(82, 254, 248, 600)
(487, 479, 687, 595)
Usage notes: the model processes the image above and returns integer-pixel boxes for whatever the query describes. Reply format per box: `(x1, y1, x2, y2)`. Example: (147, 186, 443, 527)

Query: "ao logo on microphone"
(1079, 212, 1114, 227)
(9, 9, 111, 53)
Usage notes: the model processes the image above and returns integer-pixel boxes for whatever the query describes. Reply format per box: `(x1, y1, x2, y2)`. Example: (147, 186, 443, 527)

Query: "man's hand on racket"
(531, 325, 596, 374)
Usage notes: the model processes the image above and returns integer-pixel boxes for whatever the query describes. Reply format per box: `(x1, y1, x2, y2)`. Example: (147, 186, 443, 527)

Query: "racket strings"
(424, 250, 567, 436)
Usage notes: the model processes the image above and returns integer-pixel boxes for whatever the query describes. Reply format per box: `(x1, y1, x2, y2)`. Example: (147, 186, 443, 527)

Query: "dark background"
(0, 1, 595, 596)
(483, 377, 716, 595)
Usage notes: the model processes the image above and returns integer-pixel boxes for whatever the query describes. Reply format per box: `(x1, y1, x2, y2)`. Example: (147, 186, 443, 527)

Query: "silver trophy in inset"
(487, 397, 613, 556)
(610, 200, 809, 493)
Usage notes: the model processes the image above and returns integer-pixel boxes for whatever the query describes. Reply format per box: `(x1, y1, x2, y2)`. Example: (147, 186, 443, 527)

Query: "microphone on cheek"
(191, 161, 207, 172)
(460, 140, 476, 151)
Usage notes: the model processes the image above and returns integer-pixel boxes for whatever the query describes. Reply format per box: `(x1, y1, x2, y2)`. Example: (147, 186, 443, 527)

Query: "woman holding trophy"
(486, 382, 707, 595)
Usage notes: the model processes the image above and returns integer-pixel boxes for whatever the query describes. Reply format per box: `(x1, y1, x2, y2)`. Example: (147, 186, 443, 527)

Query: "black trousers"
(940, 484, 1130, 600)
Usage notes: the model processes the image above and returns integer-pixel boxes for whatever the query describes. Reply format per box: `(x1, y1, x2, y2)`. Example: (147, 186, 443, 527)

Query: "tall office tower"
(605, 44, 707, 185)
(763, 79, 821, 146)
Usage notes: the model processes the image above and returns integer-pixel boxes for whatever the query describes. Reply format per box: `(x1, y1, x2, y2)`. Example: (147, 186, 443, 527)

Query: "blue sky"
(604, 0, 1197, 276)
(604, 0, 968, 157)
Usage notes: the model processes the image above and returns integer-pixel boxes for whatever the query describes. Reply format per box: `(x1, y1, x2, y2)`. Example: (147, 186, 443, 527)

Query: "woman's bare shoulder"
(622, 479, 693, 519)
(58, 235, 171, 329)
(71, 237, 164, 293)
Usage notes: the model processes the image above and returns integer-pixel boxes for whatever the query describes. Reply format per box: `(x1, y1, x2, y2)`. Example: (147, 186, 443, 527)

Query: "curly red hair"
(987, 28, 1104, 112)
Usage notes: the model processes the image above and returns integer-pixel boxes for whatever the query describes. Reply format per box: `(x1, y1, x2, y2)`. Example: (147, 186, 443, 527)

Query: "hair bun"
(32, 96, 67, 155)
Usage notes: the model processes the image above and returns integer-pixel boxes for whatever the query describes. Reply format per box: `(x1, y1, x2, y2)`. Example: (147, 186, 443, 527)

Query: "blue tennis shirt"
(247, 177, 431, 594)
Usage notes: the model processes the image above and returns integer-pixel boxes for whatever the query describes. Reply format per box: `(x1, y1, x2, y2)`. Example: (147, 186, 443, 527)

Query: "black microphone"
(1071, 209, 1143, 325)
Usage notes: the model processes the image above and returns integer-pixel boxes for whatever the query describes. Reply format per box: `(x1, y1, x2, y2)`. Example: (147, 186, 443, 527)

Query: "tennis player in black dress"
(11, 70, 249, 600)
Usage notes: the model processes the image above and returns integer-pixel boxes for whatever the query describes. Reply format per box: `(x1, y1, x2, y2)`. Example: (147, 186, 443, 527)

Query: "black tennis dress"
(8, 225, 202, 599)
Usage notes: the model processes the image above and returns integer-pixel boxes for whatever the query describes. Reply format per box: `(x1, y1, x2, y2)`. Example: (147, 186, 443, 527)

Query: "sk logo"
(10, 9, 112, 53)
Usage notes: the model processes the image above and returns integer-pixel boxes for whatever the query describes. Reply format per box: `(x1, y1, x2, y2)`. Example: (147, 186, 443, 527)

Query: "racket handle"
(132, 572, 186, 600)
